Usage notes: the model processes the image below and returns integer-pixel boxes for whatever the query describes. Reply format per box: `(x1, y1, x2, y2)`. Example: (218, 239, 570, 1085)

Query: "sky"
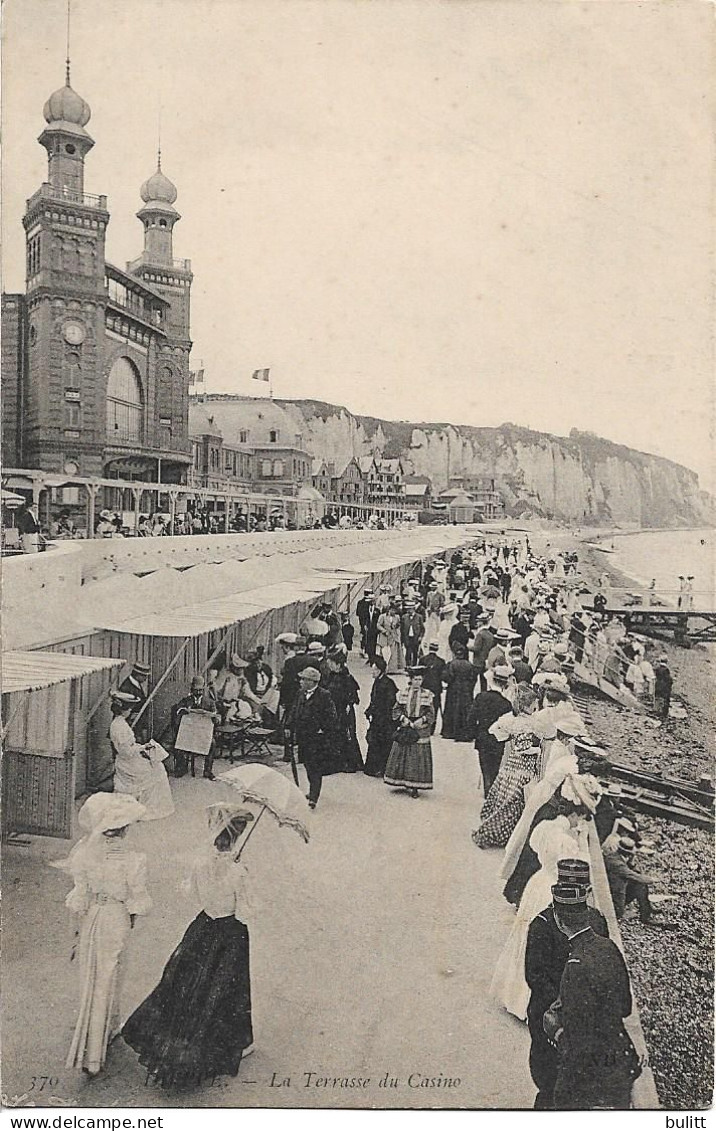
(3, 0, 714, 490)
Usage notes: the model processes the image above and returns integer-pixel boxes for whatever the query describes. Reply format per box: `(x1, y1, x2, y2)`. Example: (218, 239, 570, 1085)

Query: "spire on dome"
(140, 158, 178, 208)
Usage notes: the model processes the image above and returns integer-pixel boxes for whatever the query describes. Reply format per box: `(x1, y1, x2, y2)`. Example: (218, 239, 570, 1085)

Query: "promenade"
(3, 652, 533, 1111)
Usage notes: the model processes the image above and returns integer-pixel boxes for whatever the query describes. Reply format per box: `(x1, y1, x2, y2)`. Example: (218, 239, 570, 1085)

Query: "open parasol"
(218, 763, 310, 855)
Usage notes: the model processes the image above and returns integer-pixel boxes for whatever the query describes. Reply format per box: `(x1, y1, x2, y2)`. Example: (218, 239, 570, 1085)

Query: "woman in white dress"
(109, 694, 174, 820)
(53, 793, 151, 1076)
(437, 604, 458, 662)
(490, 804, 590, 1021)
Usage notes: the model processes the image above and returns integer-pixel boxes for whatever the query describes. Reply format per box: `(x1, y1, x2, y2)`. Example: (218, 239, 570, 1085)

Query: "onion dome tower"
(136, 151, 181, 266)
(39, 60, 94, 197)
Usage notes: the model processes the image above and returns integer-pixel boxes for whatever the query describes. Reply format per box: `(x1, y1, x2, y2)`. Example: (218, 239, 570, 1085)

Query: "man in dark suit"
(525, 860, 609, 1110)
(356, 591, 374, 656)
(401, 604, 425, 669)
(288, 666, 339, 809)
(467, 665, 513, 796)
(468, 615, 496, 692)
(420, 642, 446, 732)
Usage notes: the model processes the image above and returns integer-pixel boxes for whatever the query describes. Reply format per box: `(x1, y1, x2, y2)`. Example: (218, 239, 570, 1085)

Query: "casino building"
(2, 64, 194, 486)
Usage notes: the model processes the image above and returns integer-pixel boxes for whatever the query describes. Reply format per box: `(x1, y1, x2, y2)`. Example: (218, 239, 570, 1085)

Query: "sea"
(604, 527, 716, 609)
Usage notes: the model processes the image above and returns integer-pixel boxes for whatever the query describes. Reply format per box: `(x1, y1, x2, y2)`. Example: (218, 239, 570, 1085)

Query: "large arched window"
(107, 356, 143, 442)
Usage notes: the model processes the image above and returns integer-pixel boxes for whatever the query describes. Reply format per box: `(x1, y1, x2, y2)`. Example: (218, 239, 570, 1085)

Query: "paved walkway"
(3, 653, 533, 1110)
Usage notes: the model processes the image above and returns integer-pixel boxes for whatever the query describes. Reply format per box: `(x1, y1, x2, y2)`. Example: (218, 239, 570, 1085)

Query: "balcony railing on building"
(28, 183, 108, 210)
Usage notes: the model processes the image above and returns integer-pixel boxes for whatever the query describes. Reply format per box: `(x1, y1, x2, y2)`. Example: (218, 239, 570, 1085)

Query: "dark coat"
(420, 653, 446, 698)
(245, 661, 273, 696)
(448, 622, 471, 654)
(364, 673, 399, 777)
(279, 652, 307, 711)
(467, 688, 512, 794)
(553, 928, 639, 1109)
(441, 658, 478, 740)
(356, 598, 373, 630)
(288, 687, 341, 774)
(400, 611, 425, 648)
(470, 627, 496, 673)
(525, 906, 608, 1106)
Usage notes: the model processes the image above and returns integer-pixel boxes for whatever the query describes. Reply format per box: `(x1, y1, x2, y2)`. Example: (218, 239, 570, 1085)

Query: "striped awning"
(2, 651, 124, 694)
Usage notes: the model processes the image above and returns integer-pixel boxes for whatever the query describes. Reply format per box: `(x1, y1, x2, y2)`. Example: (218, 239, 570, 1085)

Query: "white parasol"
(218, 763, 311, 851)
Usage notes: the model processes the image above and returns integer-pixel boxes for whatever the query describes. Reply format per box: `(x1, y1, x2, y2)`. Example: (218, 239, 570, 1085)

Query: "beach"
(485, 521, 714, 1106)
(573, 535, 714, 1108)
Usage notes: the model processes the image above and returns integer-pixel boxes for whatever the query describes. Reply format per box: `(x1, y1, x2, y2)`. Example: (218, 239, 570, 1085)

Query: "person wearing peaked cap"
(603, 835, 657, 925)
(550, 888, 642, 1110)
(491, 777, 598, 1019)
(286, 666, 341, 809)
(522, 860, 609, 1110)
(52, 792, 151, 1077)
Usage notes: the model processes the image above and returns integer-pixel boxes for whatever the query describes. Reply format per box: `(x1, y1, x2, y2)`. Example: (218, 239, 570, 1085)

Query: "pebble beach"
(573, 539, 714, 1108)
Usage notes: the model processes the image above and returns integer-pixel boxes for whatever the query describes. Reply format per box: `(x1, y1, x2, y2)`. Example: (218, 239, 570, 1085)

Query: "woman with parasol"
(122, 803, 256, 1089)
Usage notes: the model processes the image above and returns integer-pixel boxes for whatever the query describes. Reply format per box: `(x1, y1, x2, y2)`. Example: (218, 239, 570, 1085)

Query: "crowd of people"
(53, 534, 668, 1108)
(7, 502, 405, 551)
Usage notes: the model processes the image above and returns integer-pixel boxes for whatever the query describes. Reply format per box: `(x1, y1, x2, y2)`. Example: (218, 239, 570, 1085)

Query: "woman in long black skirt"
(122, 804, 255, 1090)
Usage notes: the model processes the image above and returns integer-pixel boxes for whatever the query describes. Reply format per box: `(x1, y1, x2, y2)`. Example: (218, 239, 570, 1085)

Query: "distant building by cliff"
(403, 475, 433, 510)
(358, 454, 405, 508)
(448, 475, 504, 519)
(189, 395, 312, 497)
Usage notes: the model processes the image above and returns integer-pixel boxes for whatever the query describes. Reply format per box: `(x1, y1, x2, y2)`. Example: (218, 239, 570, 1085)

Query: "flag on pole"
(189, 368, 205, 400)
(252, 368, 271, 383)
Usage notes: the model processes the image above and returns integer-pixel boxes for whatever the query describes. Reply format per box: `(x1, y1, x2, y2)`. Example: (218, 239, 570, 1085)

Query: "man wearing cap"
(548, 881, 641, 1109)
(467, 665, 513, 796)
(603, 836, 657, 924)
(171, 675, 219, 779)
(287, 667, 340, 809)
(525, 860, 609, 1109)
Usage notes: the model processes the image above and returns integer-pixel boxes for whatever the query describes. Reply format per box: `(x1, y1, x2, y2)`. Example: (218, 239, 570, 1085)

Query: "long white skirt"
(66, 902, 130, 1073)
(114, 744, 174, 821)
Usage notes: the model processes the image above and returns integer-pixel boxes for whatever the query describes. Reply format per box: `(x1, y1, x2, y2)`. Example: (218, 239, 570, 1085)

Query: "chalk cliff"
(273, 399, 714, 527)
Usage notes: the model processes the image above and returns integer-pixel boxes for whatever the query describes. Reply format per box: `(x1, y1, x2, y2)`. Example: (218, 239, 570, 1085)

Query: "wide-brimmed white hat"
(78, 792, 146, 835)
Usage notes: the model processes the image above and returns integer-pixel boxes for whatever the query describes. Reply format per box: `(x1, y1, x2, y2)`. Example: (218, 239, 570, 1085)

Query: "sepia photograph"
(1, 0, 714, 1121)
